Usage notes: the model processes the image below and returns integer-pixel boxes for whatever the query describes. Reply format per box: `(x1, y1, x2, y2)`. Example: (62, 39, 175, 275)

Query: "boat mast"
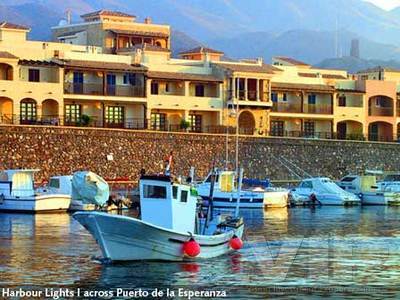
(235, 168, 243, 217)
(235, 76, 239, 173)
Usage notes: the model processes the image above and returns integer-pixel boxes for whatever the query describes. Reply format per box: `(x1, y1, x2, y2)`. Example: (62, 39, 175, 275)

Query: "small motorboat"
(196, 170, 288, 208)
(290, 177, 360, 206)
(0, 170, 71, 213)
(73, 173, 244, 261)
(338, 174, 400, 206)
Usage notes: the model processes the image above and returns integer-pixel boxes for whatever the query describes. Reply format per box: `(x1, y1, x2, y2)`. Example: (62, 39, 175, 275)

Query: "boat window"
(341, 177, 356, 182)
(180, 190, 188, 203)
(300, 181, 313, 189)
(384, 175, 400, 182)
(49, 178, 60, 189)
(143, 185, 167, 199)
(172, 186, 178, 199)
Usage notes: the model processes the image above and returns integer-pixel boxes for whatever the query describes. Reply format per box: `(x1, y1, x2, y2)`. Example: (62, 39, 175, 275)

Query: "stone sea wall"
(1, 125, 400, 183)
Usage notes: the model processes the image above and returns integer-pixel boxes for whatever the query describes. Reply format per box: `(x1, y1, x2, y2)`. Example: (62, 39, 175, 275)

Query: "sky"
(365, 0, 400, 10)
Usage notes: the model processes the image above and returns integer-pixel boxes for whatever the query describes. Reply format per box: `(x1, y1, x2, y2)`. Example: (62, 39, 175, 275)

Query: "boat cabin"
(338, 175, 377, 194)
(139, 175, 197, 233)
(0, 169, 38, 198)
(202, 171, 236, 192)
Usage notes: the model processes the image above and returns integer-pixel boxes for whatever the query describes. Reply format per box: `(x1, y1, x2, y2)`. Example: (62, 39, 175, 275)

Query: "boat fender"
(182, 237, 201, 257)
(229, 235, 243, 250)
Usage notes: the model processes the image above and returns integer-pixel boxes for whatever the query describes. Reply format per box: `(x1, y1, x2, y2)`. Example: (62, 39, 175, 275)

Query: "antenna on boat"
(234, 168, 243, 217)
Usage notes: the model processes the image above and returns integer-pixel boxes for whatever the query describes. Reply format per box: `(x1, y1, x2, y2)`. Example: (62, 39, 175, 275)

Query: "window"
(270, 121, 284, 136)
(165, 83, 170, 93)
(308, 94, 316, 105)
(20, 100, 37, 123)
(180, 190, 188, 203)
(105, 106, 124, 127)
(28, 69, 40, 82)
(151, 82, 159, 95)
(195, 84, 205, 97)
(282, 93, 287, 102)
(189, 114, 202, 132)
(73, 72, 84, 94)
(172, 186, 178, 199)
(338, 95, 346, 107)
(151, 113, 166, 130)
(65, 104, 81, 124)
(49, 178, 60, 189)
(106, 74, 116, 96)
(123, 73, 136, 85)
(143, 185, 167, 199)
(300, 181, 313, 189)
(304, 121, 315, 137)
(271, 93, 278, 103)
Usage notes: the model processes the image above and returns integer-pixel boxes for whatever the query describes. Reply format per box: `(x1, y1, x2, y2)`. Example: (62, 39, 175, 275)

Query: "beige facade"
(0, 11, 400, 142)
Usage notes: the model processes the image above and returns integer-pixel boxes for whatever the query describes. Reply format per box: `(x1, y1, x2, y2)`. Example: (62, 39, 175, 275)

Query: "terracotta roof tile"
(298, 72, 347, 79)
(274, 56, 310, 66)
(0, 51, 18, 59)
(214, 62, 280, 74)
(271, 82, 334, 92)
(180, 46, 224, 55)
(147, 71, 222, 82)
(81, 10, 135, 18)
(108, 29, 169, 38)
(0, 21, 29, 30)
(58, 59, 147, 72)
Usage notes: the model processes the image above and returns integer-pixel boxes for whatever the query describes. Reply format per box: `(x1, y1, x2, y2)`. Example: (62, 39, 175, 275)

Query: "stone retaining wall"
(1, 125, 400, 183)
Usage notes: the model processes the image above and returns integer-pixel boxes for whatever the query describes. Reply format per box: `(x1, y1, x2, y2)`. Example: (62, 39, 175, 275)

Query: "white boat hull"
(0, 194, 71, 213)
(263, 191, 288, 208)
(361, 192, 400, 205)
(73, 212, 244, 261)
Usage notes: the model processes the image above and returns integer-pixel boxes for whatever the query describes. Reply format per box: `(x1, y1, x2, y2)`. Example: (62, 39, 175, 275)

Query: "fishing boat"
(196, 170, 288, 208)
(0, 169, 71, 213)
(74, 173, 244, 261)
(338, 174, 400, 205)
(290, 177, 360, 206)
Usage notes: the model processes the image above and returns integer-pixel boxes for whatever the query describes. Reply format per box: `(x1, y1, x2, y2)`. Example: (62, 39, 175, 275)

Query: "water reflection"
(0, 207, 400, 298)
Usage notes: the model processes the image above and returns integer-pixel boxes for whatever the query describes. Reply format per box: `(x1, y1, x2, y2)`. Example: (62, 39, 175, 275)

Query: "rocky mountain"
(316, 56, 400, 73)
(2, 0, 400, 72)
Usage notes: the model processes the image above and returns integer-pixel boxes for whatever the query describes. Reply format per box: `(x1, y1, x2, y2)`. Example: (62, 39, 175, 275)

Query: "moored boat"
(0, 170, 71, 213)
(338, 174, 400, 205)
(290, 177, 360, 206)
(196, 170, 288, 208)
(74, 174, 244, 261)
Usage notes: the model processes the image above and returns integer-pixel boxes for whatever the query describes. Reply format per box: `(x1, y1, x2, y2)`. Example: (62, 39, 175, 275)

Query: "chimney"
(144, 17, 152, 24)
(203, 51, 211, 67)
(256, 57, 263, 66)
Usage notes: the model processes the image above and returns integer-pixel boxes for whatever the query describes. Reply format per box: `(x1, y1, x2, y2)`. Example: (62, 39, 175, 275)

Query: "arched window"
(20, 99, 37, 124)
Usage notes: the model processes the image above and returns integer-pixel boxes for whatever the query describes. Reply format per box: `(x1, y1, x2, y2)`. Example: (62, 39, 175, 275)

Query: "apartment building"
(0, 9, 399, 142)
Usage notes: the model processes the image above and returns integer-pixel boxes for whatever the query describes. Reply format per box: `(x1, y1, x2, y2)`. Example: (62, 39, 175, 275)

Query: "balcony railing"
(272, 102, 302, 113)
(64, 83, 145, 97)
(368, 106, 394, 117)
(303, 104, 333, 114)
(2, 114, 400, 143)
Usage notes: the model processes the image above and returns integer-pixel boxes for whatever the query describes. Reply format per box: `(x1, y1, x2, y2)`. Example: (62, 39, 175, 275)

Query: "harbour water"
(1, 207, 400, 299)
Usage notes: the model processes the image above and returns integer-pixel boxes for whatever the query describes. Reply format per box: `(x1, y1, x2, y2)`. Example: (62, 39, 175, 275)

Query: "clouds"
(365, 0, 400, 10)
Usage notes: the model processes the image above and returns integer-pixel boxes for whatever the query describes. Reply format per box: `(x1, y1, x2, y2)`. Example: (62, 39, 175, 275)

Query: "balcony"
(64, 83, 145, 98)
(272, 102, 302, 113)
(303, 104, 333, 114)
(368, 106, 394, 117)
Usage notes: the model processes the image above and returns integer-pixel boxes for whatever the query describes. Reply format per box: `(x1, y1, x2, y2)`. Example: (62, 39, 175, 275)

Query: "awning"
(108, 29, 169, 38)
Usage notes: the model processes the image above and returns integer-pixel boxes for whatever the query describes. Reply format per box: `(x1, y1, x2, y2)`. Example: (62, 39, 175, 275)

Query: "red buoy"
(183, 238, 201, 257)
(229, 235, 243, 250)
